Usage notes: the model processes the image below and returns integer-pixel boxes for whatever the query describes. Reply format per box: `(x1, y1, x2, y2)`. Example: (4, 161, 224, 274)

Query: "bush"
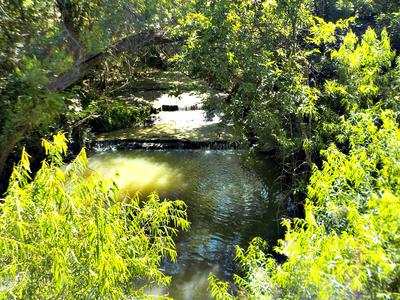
(210, 109, 400, 299)
(90, 99, 151, 133)
(0, 132, 189, 299)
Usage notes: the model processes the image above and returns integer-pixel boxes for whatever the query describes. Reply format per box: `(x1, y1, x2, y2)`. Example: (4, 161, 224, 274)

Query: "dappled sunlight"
(153, 92, 205, 110)
(94, 75, 232, 145)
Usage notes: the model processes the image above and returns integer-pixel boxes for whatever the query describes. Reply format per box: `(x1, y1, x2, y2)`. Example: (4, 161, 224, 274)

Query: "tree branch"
(49, 31, 177, 91)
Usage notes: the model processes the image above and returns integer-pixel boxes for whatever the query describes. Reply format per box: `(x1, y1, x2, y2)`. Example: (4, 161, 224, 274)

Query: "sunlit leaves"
(210, 109, 400, 299)
(331, 28, 395, 105)
(308, 16, 354, 46)
(0, 133, 189, 299)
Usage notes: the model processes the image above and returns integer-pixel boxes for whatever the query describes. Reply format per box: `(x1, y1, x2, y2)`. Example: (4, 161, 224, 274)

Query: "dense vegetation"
(0, 133, 189, 298)
(0, 0, 399, 298)
(174, 0, 400, 194)
(210, 109, 400, 298)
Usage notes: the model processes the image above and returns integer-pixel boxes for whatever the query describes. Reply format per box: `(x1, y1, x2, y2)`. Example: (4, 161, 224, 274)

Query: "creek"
(88, 150, 282, 299)
(88, 72, 283, 299)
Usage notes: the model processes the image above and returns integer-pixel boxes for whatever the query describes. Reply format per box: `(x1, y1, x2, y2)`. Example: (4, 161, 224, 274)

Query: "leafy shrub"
(210, 109, 400, 299)
(90, 99, 151, 133)
(0, 132, 189, 299)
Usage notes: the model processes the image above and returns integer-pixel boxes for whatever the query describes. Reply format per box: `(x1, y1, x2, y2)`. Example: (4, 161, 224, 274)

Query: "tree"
(0, 132, 189, 299)
(0, 0, 184, 181)
(0, 0, 72, 182)
(174, 0, 313, 153)
(175, 7, 400, 214)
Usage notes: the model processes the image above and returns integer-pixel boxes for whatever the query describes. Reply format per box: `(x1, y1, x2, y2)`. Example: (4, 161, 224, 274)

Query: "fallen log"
(49, 31, 175, 91)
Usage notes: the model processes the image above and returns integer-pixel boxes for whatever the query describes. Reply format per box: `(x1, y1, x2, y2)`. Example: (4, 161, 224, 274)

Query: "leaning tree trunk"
(49, 31, 175, 91)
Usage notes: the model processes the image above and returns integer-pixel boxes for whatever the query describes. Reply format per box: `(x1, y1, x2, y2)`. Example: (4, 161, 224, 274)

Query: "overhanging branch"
(49, 31, 176, 91)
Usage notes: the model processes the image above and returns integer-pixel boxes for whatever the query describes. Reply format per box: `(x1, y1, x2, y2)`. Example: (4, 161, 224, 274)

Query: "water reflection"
(88, 150, 282, 299)
(88, 154, 184, 196)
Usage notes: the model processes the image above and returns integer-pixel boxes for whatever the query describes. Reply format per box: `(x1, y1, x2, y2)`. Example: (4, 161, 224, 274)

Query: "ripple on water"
(88, 150, 282, 300)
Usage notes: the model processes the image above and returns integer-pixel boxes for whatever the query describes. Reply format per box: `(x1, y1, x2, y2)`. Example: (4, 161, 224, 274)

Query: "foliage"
(0, 0, 188, 181)
(0, 0, 73, 181)
(0, 58, 66, 181)
(329, 28, 395, 109)
(0, 0, 398, 175)
(317, 26, 398, 147)
(1, 0, 400, 298)
(173, 0, 314, 157)
(89, 98, 151, 132)
(0, 132, 189, 299)
(0, 0, 67, 74)
(174, 1, 399, 168)
(209, 109, 400, 299)
(55, 0, 190, 55)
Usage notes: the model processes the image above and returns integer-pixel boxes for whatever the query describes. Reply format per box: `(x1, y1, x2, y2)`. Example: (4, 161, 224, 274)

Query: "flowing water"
(89, 73, 282, 298)
(88, 149, 283, 299)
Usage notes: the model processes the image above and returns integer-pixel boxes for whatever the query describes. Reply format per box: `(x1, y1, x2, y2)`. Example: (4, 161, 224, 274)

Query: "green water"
(88, 150, 283, 299)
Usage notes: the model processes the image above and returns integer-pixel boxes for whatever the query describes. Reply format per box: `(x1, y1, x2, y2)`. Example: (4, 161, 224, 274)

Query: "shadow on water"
(88, 150, 284, 299)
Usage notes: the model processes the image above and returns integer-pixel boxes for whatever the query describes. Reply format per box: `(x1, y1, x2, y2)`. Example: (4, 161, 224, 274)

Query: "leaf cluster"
(0, 132, 189, 299)
(210, 109, 400, 299)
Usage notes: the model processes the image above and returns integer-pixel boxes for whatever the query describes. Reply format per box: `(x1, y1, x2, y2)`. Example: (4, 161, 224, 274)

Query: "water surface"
(88, 150, 282, 299)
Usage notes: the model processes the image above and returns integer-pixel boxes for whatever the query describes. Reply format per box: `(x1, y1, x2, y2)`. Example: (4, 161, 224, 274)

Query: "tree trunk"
(56, 0, 85, 62)
(0, 131, 26, 183)
(48, 31, 175, 91)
